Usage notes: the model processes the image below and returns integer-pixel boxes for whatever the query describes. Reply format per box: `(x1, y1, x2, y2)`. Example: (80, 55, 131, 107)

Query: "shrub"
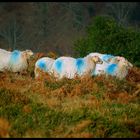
(74, 16, 140, 67)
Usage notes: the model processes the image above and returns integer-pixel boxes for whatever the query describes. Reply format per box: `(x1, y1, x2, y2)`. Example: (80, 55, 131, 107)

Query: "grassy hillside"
(0, 56, 140, 138)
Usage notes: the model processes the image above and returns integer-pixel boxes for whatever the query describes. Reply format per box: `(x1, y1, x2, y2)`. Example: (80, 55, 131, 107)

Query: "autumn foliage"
(0, 56, 140, 138)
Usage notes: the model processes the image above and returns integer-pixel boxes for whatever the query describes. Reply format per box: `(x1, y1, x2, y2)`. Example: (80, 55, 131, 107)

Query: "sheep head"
(108, 56, 133, 69)
(22, 50, 34, 60)
(91, 56, 103, 64)
(117, 57, 133, 69)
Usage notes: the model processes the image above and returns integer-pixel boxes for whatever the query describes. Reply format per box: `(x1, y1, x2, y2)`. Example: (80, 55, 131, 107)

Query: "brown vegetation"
(0, 56, 140, 138)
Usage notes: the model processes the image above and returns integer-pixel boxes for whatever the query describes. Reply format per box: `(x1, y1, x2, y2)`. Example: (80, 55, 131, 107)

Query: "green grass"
(0, 67, 140, 138)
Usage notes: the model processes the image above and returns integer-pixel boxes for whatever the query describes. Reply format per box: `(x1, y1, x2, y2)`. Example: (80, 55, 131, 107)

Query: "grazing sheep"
(34, 57, 55, 79)
(51, 55, 103, 79)
(0, 48, 33, 72)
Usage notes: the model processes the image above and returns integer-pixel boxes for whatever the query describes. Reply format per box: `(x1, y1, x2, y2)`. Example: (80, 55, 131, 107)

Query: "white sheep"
(34, 57, 55, 79)
(105, 56, 133, 79)
(88, 52, 133, 79)
(51, 55, 103, 79)
(0, 48, 12, 71)
(0, 48, 33, 72)
(87, 52, 115, 75)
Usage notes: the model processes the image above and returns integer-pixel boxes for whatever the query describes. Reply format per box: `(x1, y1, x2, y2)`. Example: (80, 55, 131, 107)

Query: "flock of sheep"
(0, 48, 133, 80)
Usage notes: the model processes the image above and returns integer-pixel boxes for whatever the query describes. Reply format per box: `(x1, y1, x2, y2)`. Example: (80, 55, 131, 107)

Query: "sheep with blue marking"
(105, 56, 133, 79)
(88, 52, 133, 79)
(0, 48, 33, 72)
(51, 55, 103, 79)
(34, 57, 55, 79)
(87, 52, 115, 76)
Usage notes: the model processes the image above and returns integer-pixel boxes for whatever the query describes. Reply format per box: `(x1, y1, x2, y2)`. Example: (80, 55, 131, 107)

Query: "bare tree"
(60, 2, 90, 30)
(33, 2, 50, 38)
(105, 2, 137, 26)
(0, 15, 23, 50)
